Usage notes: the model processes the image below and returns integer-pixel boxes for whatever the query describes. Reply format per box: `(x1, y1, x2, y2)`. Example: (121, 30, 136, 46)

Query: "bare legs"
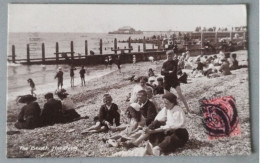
(81, 77, 86, 86)
(175, 86, 190, 113)
(164, 86, 190, 113)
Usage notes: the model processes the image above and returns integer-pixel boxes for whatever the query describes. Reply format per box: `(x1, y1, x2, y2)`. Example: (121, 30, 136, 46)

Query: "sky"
(8, 4, 247, 33)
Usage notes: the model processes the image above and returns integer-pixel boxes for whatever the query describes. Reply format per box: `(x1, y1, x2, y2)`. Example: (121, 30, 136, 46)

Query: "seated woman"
(191, 58, 205, 77)
(219, 57, 232, 76)
(148, 68, 155, 77)
(229, 53, 239, 70)
(56, 89, 88, 123)
(123, 92, 189, 156)
(153, 77, 164, 95)
(81, 94, 120, 134)
(203, 59, 217, 77)
(105, 103, 146, 147)
(15, 95, 41, 129)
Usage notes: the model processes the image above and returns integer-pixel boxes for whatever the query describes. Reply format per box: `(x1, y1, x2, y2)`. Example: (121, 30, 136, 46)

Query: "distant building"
(109, 26, 143, 34)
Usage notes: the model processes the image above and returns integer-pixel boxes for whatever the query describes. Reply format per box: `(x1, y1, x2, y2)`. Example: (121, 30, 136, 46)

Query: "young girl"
(27, 78, 36, 96)
(105, 103, 146, 147)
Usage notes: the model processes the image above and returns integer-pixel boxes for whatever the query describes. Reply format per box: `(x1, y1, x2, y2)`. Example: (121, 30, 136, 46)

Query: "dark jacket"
(140, 100, 157, 126)
(161, 60, 178, 82)
(55, 71, 63, 80)
(15, 102, 41, 129)
(79, 69, 86, 77)
(98, 103, 120, 126)
(41, 98, 62, 126)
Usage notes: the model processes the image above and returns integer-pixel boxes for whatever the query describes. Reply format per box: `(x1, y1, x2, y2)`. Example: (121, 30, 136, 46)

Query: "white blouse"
(155, 105, 185, 130)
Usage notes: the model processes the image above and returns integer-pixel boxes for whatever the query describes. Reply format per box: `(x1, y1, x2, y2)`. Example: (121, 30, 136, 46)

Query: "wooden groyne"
(8, 31, 246, 66)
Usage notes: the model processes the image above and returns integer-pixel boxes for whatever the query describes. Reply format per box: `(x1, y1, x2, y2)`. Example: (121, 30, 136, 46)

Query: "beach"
(6, 50, 251, 157)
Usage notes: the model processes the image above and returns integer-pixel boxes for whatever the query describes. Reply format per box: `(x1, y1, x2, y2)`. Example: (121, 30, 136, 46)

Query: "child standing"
(70, 66, 76, 87)
(79, 66, 86, 86)
(55, 67, 63, 90)
(27, 78, 36, 96)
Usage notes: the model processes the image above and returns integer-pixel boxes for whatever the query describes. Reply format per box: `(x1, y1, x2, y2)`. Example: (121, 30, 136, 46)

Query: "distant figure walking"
(55, 67, 63, 90)
(133, 55, 136, 66)
(108, 56, 113, 70)
(104, 57, 109, 68)
(70, 66, 76, 87)
(27, 78, 36, 96)
(116, 55, 121, 73)
(79, 66, 86, 86)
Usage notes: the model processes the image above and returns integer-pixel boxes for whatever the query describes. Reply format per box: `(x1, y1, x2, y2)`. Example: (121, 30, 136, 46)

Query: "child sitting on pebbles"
(81, 94, 120, 134)
(104, 103, 146, 147)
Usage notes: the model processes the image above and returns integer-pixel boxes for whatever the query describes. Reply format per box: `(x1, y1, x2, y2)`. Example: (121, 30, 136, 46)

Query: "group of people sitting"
(15, 89, 88, 130)
(81, 89, 188, 156)
(177, 51, 242, 78)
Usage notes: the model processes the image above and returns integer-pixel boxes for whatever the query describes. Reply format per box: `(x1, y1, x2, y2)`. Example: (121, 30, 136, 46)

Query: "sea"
(8, 32, 162, 101)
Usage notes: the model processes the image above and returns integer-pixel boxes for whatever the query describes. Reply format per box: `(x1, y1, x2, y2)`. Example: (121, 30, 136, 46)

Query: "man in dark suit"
(41, 92, 62, 126)
(137, 90, 157, 126)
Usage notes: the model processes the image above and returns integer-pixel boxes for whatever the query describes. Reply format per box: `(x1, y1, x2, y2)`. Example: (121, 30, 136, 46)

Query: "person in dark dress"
(230, 53, 239, 70)
(137, 90, 157, 126)
(161, 50, 190, 113)
(55, 67, 63, 90)
(41, 93, 62, 126)
(15, 95, 41, 129)
(70, 66, 76, 87)
(79, 66, 86, 86)
(154, 77, 164, 95)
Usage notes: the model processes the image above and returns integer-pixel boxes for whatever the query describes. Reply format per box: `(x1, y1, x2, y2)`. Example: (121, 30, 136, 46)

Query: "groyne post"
(42, 43, 45, 63)
(157, 37, 161, 50)
(128, 37, 131, 53)
(55, 42, 59, 62)
(143, 36, 146, 52)
(201, 32, 204, 55)
(215, 32, 218, 43)
(71, 41, 74, 61)
(114, 38, 117, 54)
(85, 40, 88, 56)
(11, 45, 15, 63)
(100, 39, 103, 55)
(138, 45, 140, 52)
(27, 44, 30, 64)
(230, 31, 233, 41)
(201, 31, 204, 48)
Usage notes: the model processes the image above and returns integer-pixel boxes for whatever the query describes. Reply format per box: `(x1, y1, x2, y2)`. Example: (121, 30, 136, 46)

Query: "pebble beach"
(6, 50, 251, 157)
